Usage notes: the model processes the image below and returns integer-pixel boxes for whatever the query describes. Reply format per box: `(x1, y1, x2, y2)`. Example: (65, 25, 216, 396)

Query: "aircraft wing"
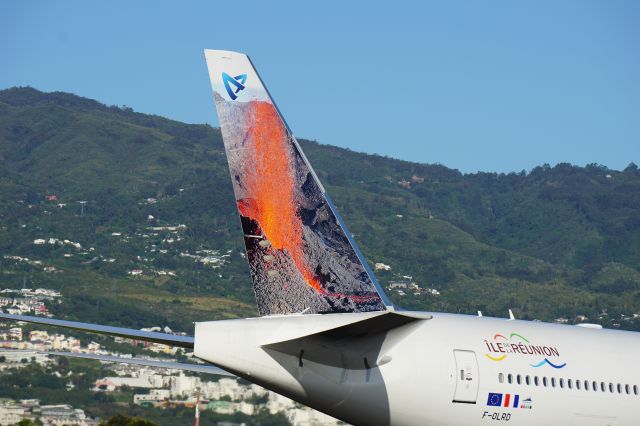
(41, 351, 234, 376)
(0, 313, 194, 349)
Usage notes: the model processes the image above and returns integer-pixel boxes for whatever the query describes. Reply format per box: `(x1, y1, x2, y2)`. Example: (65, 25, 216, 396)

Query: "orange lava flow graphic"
(242, 101, 299, 253)
(238, 101, 378, 303)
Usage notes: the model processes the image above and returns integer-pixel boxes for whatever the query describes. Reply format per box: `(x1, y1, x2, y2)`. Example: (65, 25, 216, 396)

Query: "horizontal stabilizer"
(262, 311, 431, 369)
(0, 313, 194, 349)
(41, 351, 233, 376)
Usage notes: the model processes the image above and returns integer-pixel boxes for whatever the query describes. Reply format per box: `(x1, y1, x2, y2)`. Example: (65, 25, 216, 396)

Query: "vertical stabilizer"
(204, 50, 392, 316)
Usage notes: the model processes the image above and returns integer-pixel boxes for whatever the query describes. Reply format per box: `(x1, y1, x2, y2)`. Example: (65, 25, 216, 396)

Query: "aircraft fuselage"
(194, 311, 640, 425)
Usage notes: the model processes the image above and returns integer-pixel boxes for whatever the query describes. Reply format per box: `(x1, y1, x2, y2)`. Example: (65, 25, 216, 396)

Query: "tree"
(99, 414, 158, 426)
(94, 392, 115, 403)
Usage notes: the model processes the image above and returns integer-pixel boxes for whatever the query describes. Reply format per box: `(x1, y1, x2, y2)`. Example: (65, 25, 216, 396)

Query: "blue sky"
(1, 1, 638, 173)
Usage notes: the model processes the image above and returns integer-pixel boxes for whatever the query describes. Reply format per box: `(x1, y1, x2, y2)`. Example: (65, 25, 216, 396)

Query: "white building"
(8, 328, 22, 341)
(40, 404, 91, 426)
(0, 349, 50, 365)
(266, 392, 296, 414)
(374, 262, 391, 271)
(29, 330, 49, 342)
(133, 388, 170, 405)
(95, 370, 165, 391)
(170, 373, 200, 397)
(0, 404, 24, 425)
(286, 407, 342, 426)
(388, 282, 408, 289)
(87, 342, 101, 353)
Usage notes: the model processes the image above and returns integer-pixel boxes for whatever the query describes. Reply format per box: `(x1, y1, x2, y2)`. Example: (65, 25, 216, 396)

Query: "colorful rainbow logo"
(484, 332, 566, 369)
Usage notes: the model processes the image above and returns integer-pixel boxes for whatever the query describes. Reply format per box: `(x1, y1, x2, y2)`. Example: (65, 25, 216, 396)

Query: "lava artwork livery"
(2, 50, 639, 426)
(210, 52, 387, 315)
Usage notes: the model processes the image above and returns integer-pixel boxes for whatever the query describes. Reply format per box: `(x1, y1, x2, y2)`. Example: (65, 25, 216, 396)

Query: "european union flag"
(487, 393, 503, 407)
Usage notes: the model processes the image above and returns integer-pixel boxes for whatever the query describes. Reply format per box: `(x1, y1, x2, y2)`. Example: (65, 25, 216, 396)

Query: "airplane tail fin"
(204, 50, 393, 316)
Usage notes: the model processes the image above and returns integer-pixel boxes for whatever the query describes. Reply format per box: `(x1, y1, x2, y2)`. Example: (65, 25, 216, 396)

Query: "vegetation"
(0, 86, 638, 333)
(100, 414, 158, 426)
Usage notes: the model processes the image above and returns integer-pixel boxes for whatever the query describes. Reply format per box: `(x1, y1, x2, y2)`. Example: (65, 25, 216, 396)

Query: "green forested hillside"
(1, 87, 639, 331)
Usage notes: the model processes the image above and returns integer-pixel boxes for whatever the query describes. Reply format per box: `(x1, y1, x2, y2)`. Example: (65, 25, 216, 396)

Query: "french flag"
(503, 394, 520, 408)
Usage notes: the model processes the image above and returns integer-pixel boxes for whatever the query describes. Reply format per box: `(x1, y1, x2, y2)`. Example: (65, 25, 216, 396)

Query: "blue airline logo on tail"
(222, 72, 247, 100)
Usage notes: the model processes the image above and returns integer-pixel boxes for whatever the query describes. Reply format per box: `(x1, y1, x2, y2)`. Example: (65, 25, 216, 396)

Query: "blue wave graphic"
(530, 358, 567, 369)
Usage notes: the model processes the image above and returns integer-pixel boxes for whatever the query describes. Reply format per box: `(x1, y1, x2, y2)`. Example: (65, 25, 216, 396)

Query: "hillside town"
(0, 286, 342, 425)
(0, 398, 96, 426)
(96, 364, 342, 425)
(0, 287, 60, 317)
(0, 342, 342, 426)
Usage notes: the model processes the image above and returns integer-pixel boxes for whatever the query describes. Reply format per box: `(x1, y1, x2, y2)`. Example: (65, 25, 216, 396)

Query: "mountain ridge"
(1, 87, 639, 330)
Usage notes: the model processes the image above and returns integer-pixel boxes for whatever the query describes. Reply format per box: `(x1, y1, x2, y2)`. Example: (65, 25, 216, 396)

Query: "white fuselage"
(194, 312, 640, 426)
